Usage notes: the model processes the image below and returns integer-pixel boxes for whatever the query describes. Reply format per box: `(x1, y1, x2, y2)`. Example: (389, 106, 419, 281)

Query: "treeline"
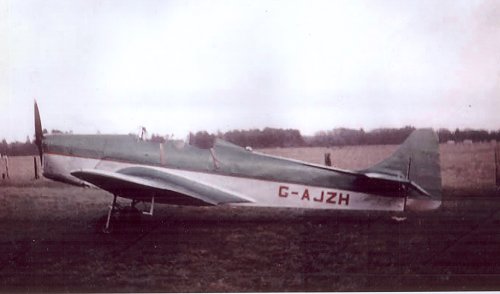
(188, 126, 500, 148)
(0, 129, 66, 156)
(307, 127, 500, 147)
(436, 128, 500, 143)
(307, 126, 417, 147)
(2, 127, 499, 156)
(0, 138, 38, 156)
(178, 128, 305, 149)
(187, 127, 417, 148)
(223, 128, 304, 148)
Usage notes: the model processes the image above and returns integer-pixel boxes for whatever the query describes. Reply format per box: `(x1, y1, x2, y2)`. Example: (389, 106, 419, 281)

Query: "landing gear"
(98, 194, 156, 234)
(102, 194, 118, 234)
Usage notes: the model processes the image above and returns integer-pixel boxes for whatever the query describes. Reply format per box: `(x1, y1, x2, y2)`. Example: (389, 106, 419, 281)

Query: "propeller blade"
(34, 101, 43, 164)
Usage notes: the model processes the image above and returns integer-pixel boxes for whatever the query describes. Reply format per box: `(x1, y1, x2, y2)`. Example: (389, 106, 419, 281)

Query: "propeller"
(34, 101, 43, 164)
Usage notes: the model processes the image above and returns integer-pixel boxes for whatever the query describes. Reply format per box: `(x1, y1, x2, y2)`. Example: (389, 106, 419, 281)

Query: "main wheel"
(95, 215, 115, 234)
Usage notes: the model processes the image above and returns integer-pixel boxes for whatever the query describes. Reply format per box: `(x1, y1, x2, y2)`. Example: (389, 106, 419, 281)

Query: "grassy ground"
(0, 143, 499, 292)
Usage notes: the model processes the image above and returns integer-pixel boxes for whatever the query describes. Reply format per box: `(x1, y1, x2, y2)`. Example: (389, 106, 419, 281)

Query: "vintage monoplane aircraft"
(34, 102, 441, 232)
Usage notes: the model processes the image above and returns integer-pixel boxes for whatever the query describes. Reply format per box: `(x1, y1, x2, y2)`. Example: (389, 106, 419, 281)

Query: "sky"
(1, 0, 499, 142)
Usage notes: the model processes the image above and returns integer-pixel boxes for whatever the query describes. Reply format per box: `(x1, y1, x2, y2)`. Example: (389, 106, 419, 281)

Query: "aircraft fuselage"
(41, 134, 435, 211)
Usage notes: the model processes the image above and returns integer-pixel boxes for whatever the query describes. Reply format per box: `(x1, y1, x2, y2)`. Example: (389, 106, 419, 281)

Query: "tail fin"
(360, 129, 442, 203)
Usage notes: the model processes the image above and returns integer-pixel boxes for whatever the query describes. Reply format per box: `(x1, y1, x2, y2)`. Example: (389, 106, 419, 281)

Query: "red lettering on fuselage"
(302, 189, 310, 200)
(326, 192, 337, 204)
(313, 191, 324, 202)
(277, 185, 349, 206)
(279, 185, 289, 197)
(339, 193, 350, 205)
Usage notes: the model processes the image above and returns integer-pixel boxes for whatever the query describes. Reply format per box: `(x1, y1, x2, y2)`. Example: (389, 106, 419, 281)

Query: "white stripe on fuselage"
(44, 153, 405, 211)
(165, 168, 404, 211)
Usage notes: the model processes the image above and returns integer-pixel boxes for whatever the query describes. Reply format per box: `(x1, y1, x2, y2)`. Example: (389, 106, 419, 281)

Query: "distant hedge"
(2, 127, 499, 155)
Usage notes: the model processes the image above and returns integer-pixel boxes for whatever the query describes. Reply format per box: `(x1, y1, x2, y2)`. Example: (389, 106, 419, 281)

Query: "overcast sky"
(1, 0, 499, 142)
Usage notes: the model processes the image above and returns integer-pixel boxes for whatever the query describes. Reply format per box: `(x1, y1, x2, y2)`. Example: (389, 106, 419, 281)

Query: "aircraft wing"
(71, 166, 254, 206)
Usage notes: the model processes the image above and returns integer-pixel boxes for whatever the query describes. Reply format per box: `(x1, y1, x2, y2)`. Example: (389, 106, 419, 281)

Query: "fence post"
(496, 147, 499, 189)
(5, 155, 9, 179)
(324, 152, 331, 166)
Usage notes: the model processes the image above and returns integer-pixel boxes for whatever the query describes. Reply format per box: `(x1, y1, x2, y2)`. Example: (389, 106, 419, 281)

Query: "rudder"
(360, 129, 442, 202)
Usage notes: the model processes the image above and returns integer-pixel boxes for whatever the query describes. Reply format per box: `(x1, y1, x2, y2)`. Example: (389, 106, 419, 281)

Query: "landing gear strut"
(99, 194, 156, 234)
(102, 194, 118, 234)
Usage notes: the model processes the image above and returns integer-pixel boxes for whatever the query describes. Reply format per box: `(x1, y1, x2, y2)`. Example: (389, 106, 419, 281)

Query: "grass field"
(0, 143, 499, 292)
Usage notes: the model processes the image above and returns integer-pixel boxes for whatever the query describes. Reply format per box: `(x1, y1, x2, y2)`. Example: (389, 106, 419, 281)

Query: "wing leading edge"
(71, 166, 254, 206)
